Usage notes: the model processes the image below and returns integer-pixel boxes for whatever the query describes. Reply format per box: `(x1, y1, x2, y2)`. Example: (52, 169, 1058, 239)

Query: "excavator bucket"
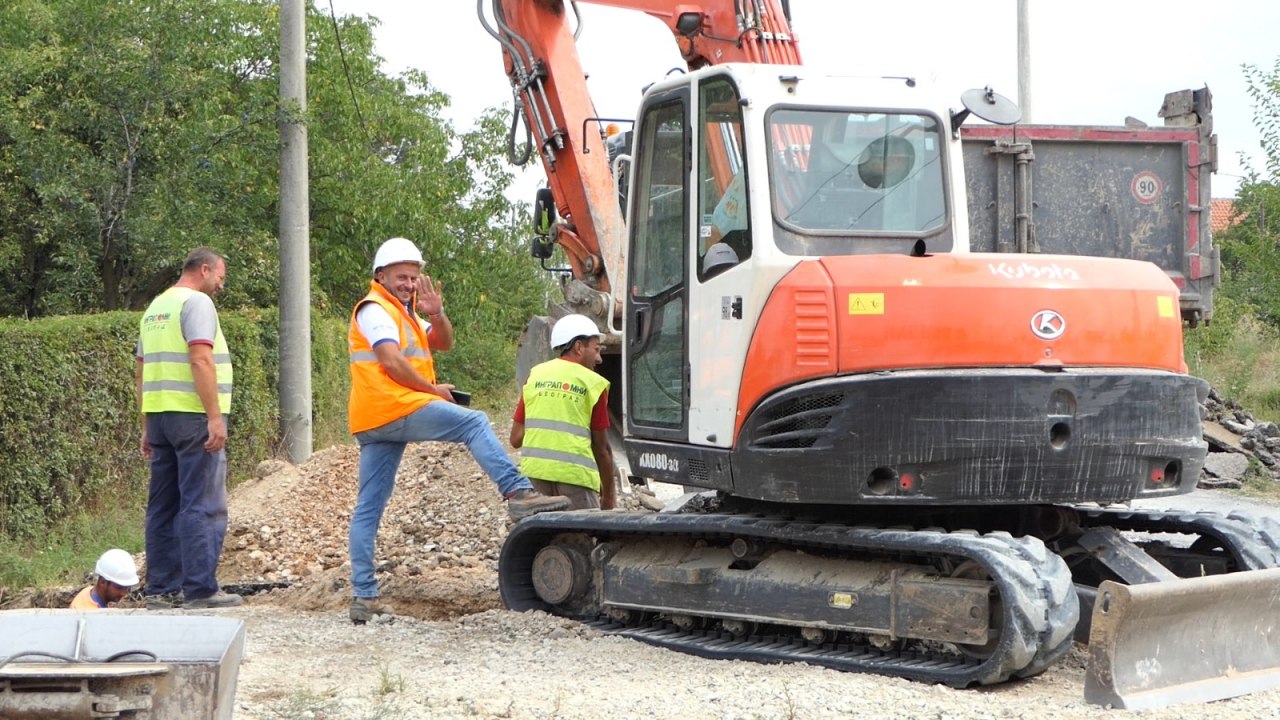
(1084, 567, 1280, 710)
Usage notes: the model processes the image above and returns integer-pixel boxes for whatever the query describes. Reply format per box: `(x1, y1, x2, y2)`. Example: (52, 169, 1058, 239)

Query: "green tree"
(1246, 57, 1280, 182)
(1184, 57, 1280, 421)
(0, 0, 552, 388)
(1208, 61, 1280, 316)
(0, 0, 281, 316)
(1217, 59, 1280, 325)
(1219, 175, 1280, 324)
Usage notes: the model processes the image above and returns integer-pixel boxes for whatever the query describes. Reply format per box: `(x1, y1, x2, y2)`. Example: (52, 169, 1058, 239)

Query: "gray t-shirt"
(177, 292, 219, 345)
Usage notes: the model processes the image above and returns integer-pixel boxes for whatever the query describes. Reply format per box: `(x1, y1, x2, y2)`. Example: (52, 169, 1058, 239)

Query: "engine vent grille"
(687, 457, 709, 483)
(751, 392, 844, 449)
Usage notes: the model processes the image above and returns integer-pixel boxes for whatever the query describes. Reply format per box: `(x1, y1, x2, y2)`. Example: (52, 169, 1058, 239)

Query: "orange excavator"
(482, 0, 1280, 707)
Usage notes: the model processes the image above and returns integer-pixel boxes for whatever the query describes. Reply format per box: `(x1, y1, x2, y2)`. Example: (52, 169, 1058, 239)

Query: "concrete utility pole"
(1017, 0, 1032, 123)
(279, 0, 312, 462)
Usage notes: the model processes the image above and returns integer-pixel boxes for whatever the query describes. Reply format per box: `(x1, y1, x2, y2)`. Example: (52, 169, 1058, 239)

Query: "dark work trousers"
(144, 412, 228, 600)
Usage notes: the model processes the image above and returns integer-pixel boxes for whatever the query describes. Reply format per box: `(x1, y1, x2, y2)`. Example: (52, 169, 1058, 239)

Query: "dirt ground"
(9, 425, 1280, 718)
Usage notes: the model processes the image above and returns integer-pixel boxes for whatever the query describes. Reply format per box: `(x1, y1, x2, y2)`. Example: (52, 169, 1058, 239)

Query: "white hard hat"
(550, 314, 602, 350)
(95, 548, 139, 587)
(372, 237, 424, 274)
(702, 242, 740, 275)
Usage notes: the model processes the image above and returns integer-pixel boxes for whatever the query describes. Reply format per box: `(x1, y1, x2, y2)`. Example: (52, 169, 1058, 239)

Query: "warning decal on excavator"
(848, 293, 885, 315)
(1157, 295, 1176, 318)
(828, 592, 857, 609)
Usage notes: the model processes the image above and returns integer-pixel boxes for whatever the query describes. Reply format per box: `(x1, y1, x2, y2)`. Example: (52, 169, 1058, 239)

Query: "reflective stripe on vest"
(518, 358, 609, 491)
(139, 286, 233, 414)
(347, 281, 439, 434)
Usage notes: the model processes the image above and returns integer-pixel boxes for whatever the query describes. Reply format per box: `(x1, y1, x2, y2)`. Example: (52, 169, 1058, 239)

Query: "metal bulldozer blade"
(1084, 567, 1280, 710)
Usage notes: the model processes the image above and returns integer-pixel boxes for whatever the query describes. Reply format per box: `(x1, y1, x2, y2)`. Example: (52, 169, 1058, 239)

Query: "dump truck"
(477, 0, 1280, 708)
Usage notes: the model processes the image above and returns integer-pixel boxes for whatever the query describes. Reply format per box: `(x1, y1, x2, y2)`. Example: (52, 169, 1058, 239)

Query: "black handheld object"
(451, 390, 471, 407)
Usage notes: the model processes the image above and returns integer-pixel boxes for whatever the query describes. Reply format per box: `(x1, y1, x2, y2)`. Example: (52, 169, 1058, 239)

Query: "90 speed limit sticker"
(1131, 171, 1163, 205)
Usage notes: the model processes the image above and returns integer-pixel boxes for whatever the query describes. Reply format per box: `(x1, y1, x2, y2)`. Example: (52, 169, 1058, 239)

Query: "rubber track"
(1073, 506, 1280, 570)
(500, 512, 1079, 687)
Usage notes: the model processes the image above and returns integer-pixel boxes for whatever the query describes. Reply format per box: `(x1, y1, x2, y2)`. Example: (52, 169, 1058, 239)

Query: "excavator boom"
(488, 0, 799, 327)
(489, 0, 626, 313)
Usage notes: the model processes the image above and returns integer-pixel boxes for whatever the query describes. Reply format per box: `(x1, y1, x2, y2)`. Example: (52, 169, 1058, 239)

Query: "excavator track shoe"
(501, 511, 1078, 687)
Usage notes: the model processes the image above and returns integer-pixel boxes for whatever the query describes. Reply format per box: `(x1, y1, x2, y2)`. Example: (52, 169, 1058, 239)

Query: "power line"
(327, 0, 372, 148)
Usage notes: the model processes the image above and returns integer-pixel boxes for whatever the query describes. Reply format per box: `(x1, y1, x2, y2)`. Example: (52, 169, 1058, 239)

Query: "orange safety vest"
(347, 281, 440, 434)
(70, 586, 105, 610)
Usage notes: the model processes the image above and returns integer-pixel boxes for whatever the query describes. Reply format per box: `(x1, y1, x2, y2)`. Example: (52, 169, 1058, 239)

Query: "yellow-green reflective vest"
(519, 358, 609, 490)
(139, 287, 233, 414)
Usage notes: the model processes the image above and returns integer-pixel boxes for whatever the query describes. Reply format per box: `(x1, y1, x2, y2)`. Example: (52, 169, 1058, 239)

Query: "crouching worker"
(70, 549, 140, 610)
(511, 314, 616, 510)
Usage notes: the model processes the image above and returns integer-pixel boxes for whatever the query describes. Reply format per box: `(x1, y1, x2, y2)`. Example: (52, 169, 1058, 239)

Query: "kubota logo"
(1030, 310, 1066, 340)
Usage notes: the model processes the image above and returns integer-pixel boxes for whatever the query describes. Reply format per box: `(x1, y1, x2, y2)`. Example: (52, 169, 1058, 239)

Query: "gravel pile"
(219, 435, 654, 619)
(1202, 388, 1280, 488)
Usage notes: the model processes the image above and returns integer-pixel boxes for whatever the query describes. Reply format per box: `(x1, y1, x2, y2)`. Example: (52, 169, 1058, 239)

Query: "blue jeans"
(349, 400, 532, 598)
(144, 412, 228, 600)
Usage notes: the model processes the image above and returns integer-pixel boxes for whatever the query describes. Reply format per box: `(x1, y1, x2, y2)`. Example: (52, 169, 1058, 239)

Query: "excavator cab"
(620, 66, 984, 485)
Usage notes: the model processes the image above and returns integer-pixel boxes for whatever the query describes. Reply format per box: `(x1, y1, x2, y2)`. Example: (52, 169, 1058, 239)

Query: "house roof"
(1211, 198, 1240, 234)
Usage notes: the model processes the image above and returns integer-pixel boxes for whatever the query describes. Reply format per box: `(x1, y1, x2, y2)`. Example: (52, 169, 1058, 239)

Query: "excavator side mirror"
(950, 86, 1021, 134)
(675, 12, 703, 37)
(531, 188, 558, 260)
(533, 188, 557, 236)
(531, 237, 555, 260)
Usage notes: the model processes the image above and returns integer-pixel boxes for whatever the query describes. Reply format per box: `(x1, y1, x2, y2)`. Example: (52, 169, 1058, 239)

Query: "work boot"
(350, 596, 394, 625)
(144, 592, 183, 610)
(505, 488, 571, 520)
(185, 590, 243, 609)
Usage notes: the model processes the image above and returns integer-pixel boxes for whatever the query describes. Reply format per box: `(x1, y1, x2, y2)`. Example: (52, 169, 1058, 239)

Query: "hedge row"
(0, 309, 349, 539)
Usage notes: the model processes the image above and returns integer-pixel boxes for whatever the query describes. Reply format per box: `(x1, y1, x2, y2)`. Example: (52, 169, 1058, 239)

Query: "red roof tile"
(1211, 198, 1240, 234)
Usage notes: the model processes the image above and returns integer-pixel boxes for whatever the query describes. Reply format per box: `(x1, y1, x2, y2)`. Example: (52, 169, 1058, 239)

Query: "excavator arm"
(577, 0, 802, 68)
(485, 0, 799, 325)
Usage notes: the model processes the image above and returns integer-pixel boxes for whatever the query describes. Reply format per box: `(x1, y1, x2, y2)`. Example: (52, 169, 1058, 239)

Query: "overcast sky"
(326, 0, 1280, 199)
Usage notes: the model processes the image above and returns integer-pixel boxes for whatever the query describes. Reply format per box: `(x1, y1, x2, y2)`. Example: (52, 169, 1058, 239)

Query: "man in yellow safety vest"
(135, 247, 241, 610)
(510, 314, 616, 510)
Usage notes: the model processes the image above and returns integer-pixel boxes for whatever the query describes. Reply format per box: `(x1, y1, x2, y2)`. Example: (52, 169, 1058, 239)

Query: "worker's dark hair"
(557, 335, 589, 357)
(183, 247, 224, 273)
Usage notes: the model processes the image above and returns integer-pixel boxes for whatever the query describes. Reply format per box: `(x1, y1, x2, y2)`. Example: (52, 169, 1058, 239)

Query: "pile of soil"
(220, 431, 653, 620)
(222, 442, 506, 619)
